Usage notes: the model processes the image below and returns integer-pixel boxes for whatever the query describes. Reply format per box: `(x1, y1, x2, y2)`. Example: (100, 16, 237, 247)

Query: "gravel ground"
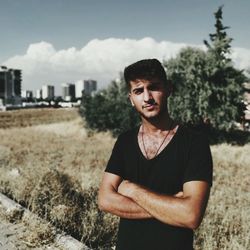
(0, 214, 27, 250)
(0, 209, 58, 250)
(0, 193, 89, 250)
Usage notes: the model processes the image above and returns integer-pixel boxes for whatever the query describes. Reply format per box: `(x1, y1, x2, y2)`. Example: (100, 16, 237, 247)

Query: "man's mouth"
(142, 103, 156, 109)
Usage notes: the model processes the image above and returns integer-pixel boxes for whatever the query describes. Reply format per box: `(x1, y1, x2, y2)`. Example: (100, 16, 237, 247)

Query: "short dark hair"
(124, 59, 167, 90)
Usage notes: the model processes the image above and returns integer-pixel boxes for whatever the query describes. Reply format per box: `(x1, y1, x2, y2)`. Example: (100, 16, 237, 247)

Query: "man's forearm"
(126, 184, 192, 227)
(118, 180, 209, 229)
(98, 189, 152, 219)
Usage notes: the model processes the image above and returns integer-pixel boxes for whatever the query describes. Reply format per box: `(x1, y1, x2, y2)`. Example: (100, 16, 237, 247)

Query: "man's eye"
(149, 86, 159, 91)
(134, 89, 143, 94)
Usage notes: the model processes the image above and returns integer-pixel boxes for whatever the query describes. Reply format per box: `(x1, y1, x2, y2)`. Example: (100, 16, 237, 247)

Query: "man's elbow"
(185, 211, 203, 230)
(98, 199, 106, 212)
(187, 218, 201, 230)
(98, 192, 111, 212)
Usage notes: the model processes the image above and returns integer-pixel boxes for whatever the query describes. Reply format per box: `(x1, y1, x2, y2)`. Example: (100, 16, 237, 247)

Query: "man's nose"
(143, 89, 152, 102)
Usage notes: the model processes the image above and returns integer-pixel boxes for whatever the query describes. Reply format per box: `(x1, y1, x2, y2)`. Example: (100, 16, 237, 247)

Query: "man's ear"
(128, 93, 134, 106)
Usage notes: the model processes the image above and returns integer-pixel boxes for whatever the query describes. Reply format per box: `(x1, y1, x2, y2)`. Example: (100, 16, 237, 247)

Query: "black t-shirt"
(105, 125, 213, 250)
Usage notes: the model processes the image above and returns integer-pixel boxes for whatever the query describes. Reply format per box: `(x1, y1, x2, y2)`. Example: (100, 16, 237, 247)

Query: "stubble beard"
(138, 102, 169, 122)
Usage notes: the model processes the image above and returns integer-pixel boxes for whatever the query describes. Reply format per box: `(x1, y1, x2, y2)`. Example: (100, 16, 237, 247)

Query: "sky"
(1, 0, 250, 95)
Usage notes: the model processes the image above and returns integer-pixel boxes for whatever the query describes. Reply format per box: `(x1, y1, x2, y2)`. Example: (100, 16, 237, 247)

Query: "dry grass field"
(0, 107, 78, 128)
(0, 108, 249, 249)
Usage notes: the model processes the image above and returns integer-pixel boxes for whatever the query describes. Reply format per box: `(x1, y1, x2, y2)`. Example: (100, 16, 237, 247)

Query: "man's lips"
(142, 104, 156, 109)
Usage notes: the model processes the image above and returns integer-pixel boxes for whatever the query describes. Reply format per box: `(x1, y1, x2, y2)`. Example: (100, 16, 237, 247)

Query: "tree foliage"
(165, 6, 247, 131)
(166, 47, 211, 124)
(80, 77, 140, 136)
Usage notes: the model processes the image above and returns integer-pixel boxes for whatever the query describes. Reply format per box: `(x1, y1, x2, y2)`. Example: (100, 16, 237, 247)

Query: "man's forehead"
(130, 78, 163, 85)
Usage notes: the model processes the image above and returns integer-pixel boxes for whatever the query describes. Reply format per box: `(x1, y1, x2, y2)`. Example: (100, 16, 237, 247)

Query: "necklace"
(141, 120, 173, 160)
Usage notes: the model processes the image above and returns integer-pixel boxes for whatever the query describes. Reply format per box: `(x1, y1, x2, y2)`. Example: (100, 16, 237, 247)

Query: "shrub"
(80, 79, 140, 136)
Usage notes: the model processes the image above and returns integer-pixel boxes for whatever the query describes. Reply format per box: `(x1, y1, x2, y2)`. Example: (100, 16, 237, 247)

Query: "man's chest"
(122, 143, 188, 194)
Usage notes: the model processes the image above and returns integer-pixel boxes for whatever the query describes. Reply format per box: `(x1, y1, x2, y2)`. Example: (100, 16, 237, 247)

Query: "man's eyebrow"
(132, 86, 143, 92)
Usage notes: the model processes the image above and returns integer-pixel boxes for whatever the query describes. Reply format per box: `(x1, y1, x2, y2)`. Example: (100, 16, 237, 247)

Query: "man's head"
(124, 59, 171, 121)
(124, 59, 168, 91)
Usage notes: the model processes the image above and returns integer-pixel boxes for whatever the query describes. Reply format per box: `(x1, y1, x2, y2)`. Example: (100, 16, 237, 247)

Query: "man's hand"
(174, 191, 184, 198)
(118, 180, 136, 198)
(117, 179, 210, 230)
(98, 173, 152, 219)
(118, 180, 184, 198)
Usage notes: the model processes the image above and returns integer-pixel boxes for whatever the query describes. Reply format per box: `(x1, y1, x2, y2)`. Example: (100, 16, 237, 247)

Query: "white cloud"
(3, 37, 250, 95)
(231, 47, 250, 71)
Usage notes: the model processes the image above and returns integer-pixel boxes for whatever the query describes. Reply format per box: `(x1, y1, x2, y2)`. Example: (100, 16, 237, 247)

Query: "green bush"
(80, 79, 140, 136)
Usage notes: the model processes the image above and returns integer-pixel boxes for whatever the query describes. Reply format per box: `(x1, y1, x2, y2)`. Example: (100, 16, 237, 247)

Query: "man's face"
(129, 78, 170, 120)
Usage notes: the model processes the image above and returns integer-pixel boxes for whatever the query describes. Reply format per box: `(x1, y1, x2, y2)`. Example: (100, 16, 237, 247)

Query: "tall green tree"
(204, 6, 232, 66)
(204, 6, 246, 130)
(165, 6, 246, 131)
(166, 47, 211, 124)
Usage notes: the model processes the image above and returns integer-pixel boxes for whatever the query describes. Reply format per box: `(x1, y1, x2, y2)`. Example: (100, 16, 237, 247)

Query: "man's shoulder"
(111, 127, 139, 155)
(177, 124, 209, 145)
(180, 124, 205, 135)
(117, 126, 139, 142)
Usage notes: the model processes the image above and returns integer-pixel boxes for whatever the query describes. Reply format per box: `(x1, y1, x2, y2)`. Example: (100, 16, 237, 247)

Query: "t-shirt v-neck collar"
(135, 124, 181, 162)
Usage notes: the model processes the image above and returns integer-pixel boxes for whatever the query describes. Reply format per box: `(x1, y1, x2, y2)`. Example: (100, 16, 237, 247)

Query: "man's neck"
(141, 113, 173, 134)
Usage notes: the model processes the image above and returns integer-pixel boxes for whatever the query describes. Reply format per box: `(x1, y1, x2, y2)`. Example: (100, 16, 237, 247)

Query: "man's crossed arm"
(98, 172, 152, 219)
(98, 172, 210, 230)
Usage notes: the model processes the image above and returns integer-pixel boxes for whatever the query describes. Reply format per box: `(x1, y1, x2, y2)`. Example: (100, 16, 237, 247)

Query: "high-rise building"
(75, 79, 97, 98)
(21, 90, 33, 99)
(0, 66, 22, 105)
(42, 85, 54, 100)
(36, 89, 42, 99)
(75, 80, 84, 98)
(84, 80, 97, 95)
(62, 83, 75, 101)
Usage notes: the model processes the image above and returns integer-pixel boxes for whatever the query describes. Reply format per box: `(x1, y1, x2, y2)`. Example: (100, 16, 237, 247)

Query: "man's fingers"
(174, 191, 184, 198)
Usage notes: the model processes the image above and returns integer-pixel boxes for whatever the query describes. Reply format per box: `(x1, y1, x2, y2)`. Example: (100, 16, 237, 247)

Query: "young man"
(98, 59, 213, 250)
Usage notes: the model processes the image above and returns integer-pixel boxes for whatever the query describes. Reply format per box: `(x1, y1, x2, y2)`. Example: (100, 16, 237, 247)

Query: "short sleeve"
(105, 134, 125, 178)
(183, 133, 213, 186)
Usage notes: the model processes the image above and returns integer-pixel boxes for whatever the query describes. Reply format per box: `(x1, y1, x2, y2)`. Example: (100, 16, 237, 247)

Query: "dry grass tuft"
(28, 169, 118, 248)
(29, 169, 85, 238)
(5, 206, 24, 223)
(79, 187, 118, 249)
(19, 213, 56, 247)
